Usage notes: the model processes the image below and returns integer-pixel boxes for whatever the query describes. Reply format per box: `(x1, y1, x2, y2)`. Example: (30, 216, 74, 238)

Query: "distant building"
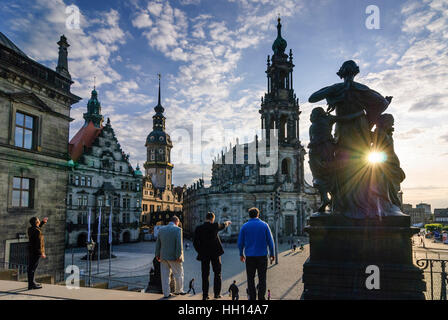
(0, 33, 80, 280)
(66, 89, 142, 247)
(434, 208, 448, 225)
(402, 203, 427, 226)
(416, 203, 431, 215)
(182, 19, 318, 239)
(141, 76, 184, 228)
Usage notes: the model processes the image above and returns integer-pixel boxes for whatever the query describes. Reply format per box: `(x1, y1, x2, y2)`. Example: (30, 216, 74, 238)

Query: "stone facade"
(402, 203, 430, 226)
(66, 89, 142, 247)
(434, 208, 448, 225)
(183, 20, 319, 239)
(0, 33, 80, 280)
(142, 76, 184, 227)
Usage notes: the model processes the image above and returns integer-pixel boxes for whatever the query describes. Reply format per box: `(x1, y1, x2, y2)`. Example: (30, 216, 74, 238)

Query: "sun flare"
(367, 152, 387, 164)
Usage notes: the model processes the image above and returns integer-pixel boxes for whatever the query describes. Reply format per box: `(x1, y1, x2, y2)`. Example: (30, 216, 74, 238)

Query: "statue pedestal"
(302, 214, 426, 299)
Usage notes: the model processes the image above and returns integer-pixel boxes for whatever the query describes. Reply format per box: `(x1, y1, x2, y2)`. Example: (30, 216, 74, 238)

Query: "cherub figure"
(308, 107, 364, 212)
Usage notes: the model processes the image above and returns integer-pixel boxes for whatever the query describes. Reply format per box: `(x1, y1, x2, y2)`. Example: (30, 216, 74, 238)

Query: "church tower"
(260, 18, 305, 189)
(144, 75, 173, 190)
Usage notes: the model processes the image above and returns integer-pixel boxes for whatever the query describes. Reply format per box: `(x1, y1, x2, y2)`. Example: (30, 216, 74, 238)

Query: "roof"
(69, 121, 103, 161)
(0, 32, 28, 57)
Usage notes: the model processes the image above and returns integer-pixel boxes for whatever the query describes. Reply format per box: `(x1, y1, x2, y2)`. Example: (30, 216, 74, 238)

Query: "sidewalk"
(0, 280, 231, 300)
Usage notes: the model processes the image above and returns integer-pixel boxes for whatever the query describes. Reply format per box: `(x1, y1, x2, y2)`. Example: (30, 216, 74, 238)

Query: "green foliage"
(425, 224, 443, 232)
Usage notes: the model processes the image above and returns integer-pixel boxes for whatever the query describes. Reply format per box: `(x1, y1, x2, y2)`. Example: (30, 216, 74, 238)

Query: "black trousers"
(232, 294, 239, 301)
(27, 254, 40, 287)
(201, 256, 222, 297)
(187, 287, 196, 294)
(246, 256, 267, 300)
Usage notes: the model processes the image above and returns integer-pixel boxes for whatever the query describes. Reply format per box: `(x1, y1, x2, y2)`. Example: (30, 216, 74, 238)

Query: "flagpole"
(97, 206, 102, 273)
(87, 207, 91, 286)
(109, 204, 112, 286)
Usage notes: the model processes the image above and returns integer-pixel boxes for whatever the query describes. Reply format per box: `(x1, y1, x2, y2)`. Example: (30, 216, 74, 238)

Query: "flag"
(108, 206, 113, 244)
(87, 207, 91, 242)
(97, 206, 102, 245)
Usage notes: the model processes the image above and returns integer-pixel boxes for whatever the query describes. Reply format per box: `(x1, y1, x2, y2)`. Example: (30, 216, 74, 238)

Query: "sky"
(1, 0, 447, 208)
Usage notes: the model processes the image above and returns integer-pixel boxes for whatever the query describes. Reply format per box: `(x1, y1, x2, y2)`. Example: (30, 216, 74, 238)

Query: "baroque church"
(183, 19, 318, 239)
(141, 76, 184, 229)
(67, 87, 142, 247)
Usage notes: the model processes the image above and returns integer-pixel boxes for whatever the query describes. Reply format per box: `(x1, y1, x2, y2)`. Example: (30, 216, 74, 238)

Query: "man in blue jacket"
(238, 207, 275, 300)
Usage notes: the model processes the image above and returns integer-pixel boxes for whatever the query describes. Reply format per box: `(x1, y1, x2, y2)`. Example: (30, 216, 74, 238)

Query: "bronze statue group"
(308, 60, 406, 219)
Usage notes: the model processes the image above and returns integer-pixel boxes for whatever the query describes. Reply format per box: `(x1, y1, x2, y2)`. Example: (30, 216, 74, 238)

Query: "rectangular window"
(136, 183, 140, 192)
(12, 177, 33, 208)
(113, 197, 119, 208)
(136, 199, 140, 208)
(80, 176, 86, 186)
(143, 204, 148, 212)
(150, 205, 154, 212)
(75, 176, 80, 186)
(68, 194, 73, 206)
(87, 177, 92, 187)
(14, 112, 35, 149)
(82, 195, 88, 206)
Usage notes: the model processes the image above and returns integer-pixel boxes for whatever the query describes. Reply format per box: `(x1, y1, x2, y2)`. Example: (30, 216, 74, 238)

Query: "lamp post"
(86, 240, 96, 287)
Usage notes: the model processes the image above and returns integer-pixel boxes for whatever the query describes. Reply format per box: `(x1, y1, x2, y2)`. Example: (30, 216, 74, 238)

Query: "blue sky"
(1, 0, 447, 208)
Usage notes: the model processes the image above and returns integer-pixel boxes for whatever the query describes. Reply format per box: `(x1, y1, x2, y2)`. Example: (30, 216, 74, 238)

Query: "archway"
(122, 231, 131, 243)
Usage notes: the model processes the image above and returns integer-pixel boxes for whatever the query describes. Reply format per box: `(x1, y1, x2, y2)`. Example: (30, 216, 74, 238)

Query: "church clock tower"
(144, 75, 173, 190)
(260, 18, 305, 189)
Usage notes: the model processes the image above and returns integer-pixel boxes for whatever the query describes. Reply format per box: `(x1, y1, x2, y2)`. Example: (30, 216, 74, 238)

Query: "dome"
(134, 164, 143, 176)
(146, 130, 172, 146)
(272, 18, 287, 56)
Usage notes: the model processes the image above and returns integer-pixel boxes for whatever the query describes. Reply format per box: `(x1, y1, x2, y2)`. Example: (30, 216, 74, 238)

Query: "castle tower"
(260, 18, 305, 188)
(82, 87, 104, 128)
(144, 74, 173, 190)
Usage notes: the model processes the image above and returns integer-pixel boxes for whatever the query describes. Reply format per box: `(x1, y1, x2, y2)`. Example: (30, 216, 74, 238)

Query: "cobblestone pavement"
(65, 237, 309, 300)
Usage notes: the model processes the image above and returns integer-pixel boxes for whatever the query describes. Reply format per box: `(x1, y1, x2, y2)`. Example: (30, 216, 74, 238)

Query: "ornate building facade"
(183, 19, 318, 239)
(0, 33, 80, 279)
(66, 89, 142, 247)
(141, 76, 184, 228)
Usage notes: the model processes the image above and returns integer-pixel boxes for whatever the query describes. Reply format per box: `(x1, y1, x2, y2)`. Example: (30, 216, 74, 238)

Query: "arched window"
(281, 158, 289, 175)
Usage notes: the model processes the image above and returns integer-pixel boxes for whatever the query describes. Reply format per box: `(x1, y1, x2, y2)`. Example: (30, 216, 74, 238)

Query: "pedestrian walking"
(155, 216, 186, 298)
(228, 280, 239, 301)
(193, 212, 231, 300)
(293, 244, 297, 251)
(267, 289, 271, 300)
(187, 278, 196, 294)
(238, 207, 275, 300)
(27, 217, 48, 290)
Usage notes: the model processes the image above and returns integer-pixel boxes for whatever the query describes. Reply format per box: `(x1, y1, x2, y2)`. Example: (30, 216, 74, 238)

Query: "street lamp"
(86, 240, 96, 287)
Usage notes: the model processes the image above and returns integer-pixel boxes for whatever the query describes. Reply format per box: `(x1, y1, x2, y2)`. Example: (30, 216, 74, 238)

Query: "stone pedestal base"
(302, 214, 426, 300)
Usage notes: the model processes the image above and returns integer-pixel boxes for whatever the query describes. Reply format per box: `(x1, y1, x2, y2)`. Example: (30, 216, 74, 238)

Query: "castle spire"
(56, 35, 71, 79)
(154, 73, 164, 114)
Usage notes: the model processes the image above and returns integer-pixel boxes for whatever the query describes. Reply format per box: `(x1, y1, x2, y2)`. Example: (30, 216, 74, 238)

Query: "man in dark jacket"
(193, 212, 231, 300)
(27, 216, 48, 290)
(228, 280, 239, 300)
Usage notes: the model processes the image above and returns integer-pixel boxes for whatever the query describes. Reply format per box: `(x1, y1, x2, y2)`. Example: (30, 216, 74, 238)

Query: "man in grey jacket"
(155, 216, 186, 298)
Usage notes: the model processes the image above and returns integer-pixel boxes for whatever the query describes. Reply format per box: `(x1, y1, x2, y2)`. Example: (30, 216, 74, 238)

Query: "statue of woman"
(308, 60, 398, 219)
